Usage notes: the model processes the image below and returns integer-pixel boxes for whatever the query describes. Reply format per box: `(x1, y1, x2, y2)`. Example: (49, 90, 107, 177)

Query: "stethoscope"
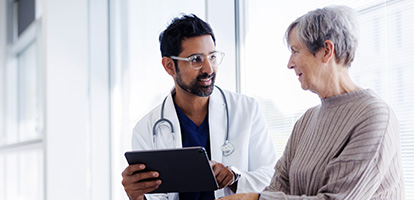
(152, 86, 235, 156)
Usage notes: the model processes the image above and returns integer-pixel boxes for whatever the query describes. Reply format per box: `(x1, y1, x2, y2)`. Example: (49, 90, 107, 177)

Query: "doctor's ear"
(162, 57, 176, 76)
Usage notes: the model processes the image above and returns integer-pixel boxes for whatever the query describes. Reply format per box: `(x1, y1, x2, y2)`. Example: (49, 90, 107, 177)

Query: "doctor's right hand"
(122, 164, 162, 200)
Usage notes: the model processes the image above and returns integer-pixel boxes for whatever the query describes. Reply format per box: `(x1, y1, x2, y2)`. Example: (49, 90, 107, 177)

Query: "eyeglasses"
(170, 51, 225, 70)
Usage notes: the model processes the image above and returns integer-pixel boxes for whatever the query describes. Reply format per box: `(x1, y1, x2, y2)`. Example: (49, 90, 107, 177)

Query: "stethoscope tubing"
(152, 86, 234, 156)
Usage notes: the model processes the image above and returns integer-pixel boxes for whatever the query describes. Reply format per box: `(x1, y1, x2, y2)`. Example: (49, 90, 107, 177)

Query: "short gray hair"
(285, 5, 359, 67)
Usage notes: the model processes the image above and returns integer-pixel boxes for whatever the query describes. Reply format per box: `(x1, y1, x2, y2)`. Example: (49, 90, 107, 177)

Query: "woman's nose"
(287, 57, 295, 69)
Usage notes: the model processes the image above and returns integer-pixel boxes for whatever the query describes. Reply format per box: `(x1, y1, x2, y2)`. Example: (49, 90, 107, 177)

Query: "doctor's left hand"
(209, 160, 235, 189)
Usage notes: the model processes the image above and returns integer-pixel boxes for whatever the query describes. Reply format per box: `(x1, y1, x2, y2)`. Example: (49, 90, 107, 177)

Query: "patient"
(219, 5, 405, 200)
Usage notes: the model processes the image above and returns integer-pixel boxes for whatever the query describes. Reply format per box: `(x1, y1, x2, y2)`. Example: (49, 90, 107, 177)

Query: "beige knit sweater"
(261, 89, 405, 199)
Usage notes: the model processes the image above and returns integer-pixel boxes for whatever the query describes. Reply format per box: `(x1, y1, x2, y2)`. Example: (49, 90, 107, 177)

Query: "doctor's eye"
(189, 55, 204, 64)
(209, 54, 217, 61)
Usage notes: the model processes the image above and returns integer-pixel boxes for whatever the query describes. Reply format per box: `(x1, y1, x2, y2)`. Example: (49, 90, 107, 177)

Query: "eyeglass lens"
(190, 52, 223, 68)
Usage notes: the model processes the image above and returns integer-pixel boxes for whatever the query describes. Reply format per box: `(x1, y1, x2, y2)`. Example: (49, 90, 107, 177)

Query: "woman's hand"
(217, 193, 259, 200)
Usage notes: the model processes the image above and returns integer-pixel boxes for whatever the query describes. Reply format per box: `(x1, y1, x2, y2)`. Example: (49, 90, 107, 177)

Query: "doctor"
(121, 14, 277, 200)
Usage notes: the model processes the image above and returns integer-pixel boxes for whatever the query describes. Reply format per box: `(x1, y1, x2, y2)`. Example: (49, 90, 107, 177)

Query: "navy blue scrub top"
(175, 104, 215, 200)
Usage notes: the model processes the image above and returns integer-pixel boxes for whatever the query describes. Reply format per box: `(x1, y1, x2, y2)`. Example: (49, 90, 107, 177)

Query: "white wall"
(44, 0, 89, 199)
(43, 0, 110, 199)
(88, 0, 111, 199)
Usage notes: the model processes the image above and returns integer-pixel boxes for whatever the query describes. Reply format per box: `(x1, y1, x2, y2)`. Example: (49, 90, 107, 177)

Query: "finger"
(215, 169, 234, 188)
(209, 160, 218, 166)
(129, 179, 162, 191)
(122, 164, 146, 176)
(212, 163, 225, 176)
(218, 175, 233, 188)
(125, 180, 162, 199)
(132, 171, 160, 182)
(135, 184, 160, 195)
(122, 171, 160, 187)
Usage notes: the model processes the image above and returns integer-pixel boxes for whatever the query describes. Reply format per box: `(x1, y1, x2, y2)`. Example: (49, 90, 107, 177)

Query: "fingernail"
(153, 172, 159, 177)
(139, 165, 145, 169)
(156, 180, 161, 184)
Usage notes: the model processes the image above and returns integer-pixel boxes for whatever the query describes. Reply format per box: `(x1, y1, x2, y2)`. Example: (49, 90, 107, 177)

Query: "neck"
(173, 86, 209, 126)
(315, 65, 362, 99)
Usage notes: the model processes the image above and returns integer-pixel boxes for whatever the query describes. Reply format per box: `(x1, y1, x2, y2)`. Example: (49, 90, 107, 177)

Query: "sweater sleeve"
(261, 113, 306, 196)
(260, 102, 403, 199)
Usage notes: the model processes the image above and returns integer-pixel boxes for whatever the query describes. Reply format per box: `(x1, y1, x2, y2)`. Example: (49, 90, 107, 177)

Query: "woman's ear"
(322, 40, 335, 63)
(162, 57, 176, 76)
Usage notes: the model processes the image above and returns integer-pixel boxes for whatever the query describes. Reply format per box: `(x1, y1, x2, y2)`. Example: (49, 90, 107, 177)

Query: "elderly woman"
(220, 5, 405, 200)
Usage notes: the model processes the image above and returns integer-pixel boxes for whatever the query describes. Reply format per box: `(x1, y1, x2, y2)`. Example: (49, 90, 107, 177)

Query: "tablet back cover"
(125, 147, 218, 193)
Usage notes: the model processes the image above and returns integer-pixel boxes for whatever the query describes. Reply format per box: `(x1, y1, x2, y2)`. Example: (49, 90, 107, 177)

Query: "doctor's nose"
(201, 60, 214, 74)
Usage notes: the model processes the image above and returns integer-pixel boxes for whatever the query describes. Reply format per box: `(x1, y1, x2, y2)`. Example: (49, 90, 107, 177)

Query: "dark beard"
(176, 72, 215, 97)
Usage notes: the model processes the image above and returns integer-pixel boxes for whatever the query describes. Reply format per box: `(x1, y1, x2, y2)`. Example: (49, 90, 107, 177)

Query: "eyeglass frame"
(170, 51, 225, 70)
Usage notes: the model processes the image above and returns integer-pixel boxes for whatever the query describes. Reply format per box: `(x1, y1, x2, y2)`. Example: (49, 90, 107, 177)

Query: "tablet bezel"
(124, 146, 219, 193)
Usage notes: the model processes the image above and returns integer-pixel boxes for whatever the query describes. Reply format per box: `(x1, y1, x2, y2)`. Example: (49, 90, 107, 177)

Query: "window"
(242, 0, 414, 197)
(0, 0, 43, 199)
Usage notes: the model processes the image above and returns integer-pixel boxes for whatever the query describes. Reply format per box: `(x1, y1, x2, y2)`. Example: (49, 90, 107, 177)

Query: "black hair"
(159, 14, 216, 59)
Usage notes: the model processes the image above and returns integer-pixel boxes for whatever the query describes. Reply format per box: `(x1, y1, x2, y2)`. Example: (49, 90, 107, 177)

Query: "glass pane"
(0, 154, 5, 200)
(5, 152, 18, 199)
(18, 41, 41, 142)
(19, 149, 44, 200)
(3, 149, 43, 200)
(4, 58, 19, 145)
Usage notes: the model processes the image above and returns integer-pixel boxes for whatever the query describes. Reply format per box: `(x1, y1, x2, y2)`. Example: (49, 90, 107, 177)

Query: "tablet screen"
(125, 146, 219, 193)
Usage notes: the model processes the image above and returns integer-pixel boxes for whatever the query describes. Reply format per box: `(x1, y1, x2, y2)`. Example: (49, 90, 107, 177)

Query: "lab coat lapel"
(163, 92, 183, 148)
(209, 87, 226, 162)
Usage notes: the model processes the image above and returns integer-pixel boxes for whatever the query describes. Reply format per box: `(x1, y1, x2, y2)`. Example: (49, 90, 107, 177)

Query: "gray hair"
(285, 5, 359, 67)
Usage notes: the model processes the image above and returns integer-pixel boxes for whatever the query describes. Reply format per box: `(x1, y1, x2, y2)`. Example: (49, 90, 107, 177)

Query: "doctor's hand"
(217, 193, 259, 200)
(121, 164, 162, 200)
(209, 160, 235, 189)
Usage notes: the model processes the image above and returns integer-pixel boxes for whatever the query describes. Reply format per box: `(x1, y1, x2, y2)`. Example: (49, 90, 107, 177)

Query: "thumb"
(209, 160, 218, 166)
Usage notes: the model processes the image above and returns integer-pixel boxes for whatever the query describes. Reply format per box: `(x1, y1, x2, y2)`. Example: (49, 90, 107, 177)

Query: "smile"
(199, 77, 212, 85)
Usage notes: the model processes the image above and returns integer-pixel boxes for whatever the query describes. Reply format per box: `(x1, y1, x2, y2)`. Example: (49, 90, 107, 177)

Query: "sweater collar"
(320, 89, 374, 108)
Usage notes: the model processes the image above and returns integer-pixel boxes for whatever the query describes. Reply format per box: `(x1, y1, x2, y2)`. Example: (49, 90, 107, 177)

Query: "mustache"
(197, 72, 215, 80)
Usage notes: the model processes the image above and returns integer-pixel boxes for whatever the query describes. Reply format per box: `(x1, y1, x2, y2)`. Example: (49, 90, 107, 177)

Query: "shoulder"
(342, 90, 399, 139)
(133, 103, 162, 130)
(351, 90, 393, 120)
(218, 88, 259, 107)
(296, 105, 320, 124)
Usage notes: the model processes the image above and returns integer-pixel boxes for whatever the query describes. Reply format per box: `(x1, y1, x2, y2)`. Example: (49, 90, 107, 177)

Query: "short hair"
(285, 5, 359, 67)
(159, 14, 216, 58)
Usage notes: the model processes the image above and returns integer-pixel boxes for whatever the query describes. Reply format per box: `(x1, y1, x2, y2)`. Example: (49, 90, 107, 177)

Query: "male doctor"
(121, 14, 277, 200)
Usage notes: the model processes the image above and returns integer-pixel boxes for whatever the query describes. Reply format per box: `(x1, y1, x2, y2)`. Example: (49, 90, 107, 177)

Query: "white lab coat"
(132, 87, 277, 200)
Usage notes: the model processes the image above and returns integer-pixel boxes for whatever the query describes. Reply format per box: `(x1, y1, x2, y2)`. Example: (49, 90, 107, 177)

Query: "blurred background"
(0, 0, 413, 199)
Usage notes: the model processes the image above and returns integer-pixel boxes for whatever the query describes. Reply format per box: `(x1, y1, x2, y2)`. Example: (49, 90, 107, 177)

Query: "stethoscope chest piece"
(221, 140, 235, 156)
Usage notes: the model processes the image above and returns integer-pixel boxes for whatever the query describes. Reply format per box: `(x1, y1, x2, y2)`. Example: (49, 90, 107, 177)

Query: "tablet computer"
(124, 146, 219, 193)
